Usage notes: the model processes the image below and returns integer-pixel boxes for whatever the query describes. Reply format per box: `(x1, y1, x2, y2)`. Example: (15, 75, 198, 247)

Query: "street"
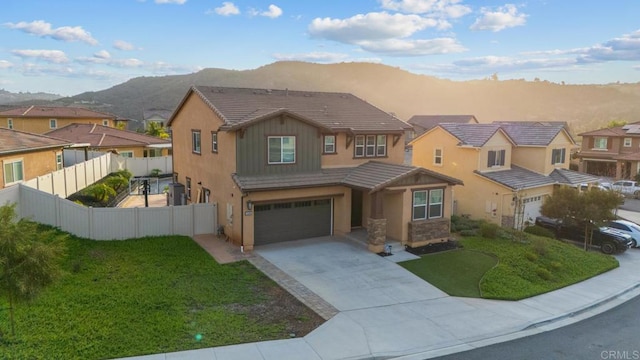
(620, 198, 640, 213)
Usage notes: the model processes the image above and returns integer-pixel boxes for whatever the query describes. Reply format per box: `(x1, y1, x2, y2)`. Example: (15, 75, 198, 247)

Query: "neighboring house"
(0, 128, 72, 189)
(143, 108, 173, 129)
(576, 123, 640, 179)
(46, 123, 171, 158)
(407, 115, 478, 142)
(167, 86, 462, 251)
(411, 121, 600, 228)
(0, 106, 126, 134)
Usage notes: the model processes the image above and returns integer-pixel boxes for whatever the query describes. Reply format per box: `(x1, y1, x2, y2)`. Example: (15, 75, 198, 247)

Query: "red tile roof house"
(0, 105, 127, 134)
(46, 123, 172, 158)
(167, 86, 463, 252)
(0, 128, 72, 189)
(576, 123, 640, 179)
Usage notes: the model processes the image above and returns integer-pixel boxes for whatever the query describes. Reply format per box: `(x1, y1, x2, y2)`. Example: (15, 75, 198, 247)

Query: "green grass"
(0, 232, 312, 360)
(400, 250, 497, 297)
(401, 235, 619, 301)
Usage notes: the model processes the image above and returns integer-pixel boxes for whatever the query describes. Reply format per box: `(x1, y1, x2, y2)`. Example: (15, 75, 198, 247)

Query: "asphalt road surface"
(434, 293, 640, 360)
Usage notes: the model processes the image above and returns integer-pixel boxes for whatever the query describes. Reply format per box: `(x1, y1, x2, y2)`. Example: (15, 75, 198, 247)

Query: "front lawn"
(0, 233, 323, 360)
(401, 235, 619, 300)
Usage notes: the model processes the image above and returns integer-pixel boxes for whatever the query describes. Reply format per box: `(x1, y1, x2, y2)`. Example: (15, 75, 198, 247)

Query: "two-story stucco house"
(576, 123, 640, 179)
(411, 121, 599, 228)
(0, 128, 72, 189)
(0, 106, 125, 134)
(167, 86, 462, 252)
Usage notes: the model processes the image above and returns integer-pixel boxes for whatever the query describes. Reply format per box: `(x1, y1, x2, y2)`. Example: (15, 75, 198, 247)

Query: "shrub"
(115, 169, 132, 181)
(104, 175, 128, 192)
(499, 228, 529, 243)
(525, 252, 538, 262)
(479, 222, 500, 238)
(524, 225, 555, 238)
(451, 214, 481, 232)
(82, 183, 116, 202)
(532, 237, 549, 256)
(149, 168, 161, 177)
(536, 267, 553, 280)
(460, 229, 478, 237)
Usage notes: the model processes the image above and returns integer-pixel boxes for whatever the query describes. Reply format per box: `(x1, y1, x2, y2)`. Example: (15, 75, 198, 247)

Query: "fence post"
(191, 204, 195, 237)
(135, 207, 140, 239)
(89, 206, 94, 240)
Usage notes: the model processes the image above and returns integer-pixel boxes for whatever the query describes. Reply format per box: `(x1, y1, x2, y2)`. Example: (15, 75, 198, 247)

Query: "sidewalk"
(118, 244, 640, 360)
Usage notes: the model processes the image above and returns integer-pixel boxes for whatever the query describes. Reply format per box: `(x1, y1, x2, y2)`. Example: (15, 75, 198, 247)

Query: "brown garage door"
(254, 199, 332, 245)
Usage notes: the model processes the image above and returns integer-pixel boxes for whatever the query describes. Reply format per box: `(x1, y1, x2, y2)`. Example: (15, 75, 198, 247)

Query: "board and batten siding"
(236, 115, 322, 176)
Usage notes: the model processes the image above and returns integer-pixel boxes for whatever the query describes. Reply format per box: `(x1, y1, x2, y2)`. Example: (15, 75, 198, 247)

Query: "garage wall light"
(246, 200, 253, 210)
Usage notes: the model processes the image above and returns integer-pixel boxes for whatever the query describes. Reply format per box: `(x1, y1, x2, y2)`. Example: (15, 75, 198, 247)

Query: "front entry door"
(351, 189, 363, 228)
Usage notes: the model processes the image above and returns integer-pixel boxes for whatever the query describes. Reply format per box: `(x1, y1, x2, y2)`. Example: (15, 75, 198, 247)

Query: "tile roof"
(174, 86, 411, 133)
(475, 165, 601, 190)
(578, 127, 627, 137)
(548, 168, 602, 185)
(0, 105, 116, 119)
(408, 115, 477, 130)
(233, 161, 462, 192)
(438, 123, 505, 147)
(498, 122, 571, 146)
(0, 128, 72, 155)
(46, 123, 170, 148)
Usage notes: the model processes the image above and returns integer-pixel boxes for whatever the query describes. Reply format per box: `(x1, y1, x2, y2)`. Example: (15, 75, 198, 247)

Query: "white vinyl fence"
(0, 185, 217, 240)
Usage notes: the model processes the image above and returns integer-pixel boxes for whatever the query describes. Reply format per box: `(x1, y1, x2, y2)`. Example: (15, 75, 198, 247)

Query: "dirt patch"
(405, 240, 461, 255)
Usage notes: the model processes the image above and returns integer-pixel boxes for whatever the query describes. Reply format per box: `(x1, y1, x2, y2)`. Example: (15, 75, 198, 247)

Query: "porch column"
(367, 191, 386, 253)
(616, 161, 622, 179)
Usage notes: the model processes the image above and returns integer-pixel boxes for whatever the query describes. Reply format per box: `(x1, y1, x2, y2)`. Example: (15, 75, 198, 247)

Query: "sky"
(1, 0, 639, 96)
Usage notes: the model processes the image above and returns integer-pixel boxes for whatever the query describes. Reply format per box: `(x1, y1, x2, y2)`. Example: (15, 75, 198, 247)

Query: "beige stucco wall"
(321, 132, 405, 168)
(1, 117, 115, 134)
(0, 149, 62, 189)
(477, 131, 512, 172)
(512, 132, 574, 175)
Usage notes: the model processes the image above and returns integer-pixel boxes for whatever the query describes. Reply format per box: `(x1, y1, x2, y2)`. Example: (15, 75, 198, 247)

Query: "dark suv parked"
(534, 216, 632, 254)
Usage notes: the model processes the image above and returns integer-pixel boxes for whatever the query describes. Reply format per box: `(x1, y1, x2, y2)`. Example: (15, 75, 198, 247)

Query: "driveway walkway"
(120, 236, 640, 360)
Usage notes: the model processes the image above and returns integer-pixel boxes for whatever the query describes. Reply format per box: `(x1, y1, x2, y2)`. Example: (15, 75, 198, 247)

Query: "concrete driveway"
(255, 236, 448, 311)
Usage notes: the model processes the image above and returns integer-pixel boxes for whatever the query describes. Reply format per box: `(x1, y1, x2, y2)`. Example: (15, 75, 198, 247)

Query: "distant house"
(411, 121, 599, 228)
(0, 128, 72, 189)
(0, 106, 126, 134)
(143, 108, 173, 129)
(46, 123, 171, 158)
(576, 123, 640, 179)
(407, 115, 478, 141)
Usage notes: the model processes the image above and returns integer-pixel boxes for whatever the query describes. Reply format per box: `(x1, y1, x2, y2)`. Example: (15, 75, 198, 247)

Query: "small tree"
(0, 203, 66, 336)
(145, 122, 169, 139)
(104, 175, 128, 193)
(541, 186, 623, 250)
(82, 183, 117, 202)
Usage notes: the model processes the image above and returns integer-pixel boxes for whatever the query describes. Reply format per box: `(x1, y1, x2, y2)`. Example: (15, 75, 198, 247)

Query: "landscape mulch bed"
(404, 239, 461, 255)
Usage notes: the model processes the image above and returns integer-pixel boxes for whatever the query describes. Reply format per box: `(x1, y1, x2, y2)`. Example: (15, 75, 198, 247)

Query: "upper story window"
(192, 130, 201, 154)
(355, 134, 387, 158)
(211, 131, 218, 153)
(434, 148, 443, 165)
(624, 138, 632, 147)
(593, 137, 607, 150)
(487, 149, 506, 167)
(412, 188, 444, 221)
(7, 118, 13, 129)
(3, 159, 24, 186)
(49, 118, 57, 129)
(102, 119, 109, 126)
(551, 148, 566, 165)
(268, 136, 295, 164)
(323, 135, 336, 154)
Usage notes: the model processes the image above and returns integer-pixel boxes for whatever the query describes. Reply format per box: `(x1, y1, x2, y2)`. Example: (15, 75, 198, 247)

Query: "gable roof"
(232, 161, 462, 193)
(437, 123, 511, 147)
(168, 86, 411, 133)
(475, 165, 601, 190)
(408, 115, 477, 131)
(46, 123, 170, 148)
(497, 122, 574, 146)
(0, 128, 72, 155)
(0, 105, 117, 119)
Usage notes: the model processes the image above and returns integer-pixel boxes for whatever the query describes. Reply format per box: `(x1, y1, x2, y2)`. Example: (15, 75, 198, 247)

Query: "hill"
(0, 89, 62, 105)
(25, 62, 640, 134)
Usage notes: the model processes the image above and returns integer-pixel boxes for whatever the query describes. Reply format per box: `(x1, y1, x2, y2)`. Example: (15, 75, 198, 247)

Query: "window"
(143, 149, 162, 158)
(434, 148, 443, 165)
(323, 135, 336, 154)
(192, 130, 201, 154)
(355, 134, 387, 158)
(55, 153, 63, 170)
(7, 118, 13, 129)
(120, 151, 133, 158)
(186, 177, 192, 200)
(268, 136, 295, 164)
(412, 188, 444, 221)
(3, 159, 24, 186)
(211, 132, 218, 153)
(102, 119, 109, 126)
(551, 148, 566, 165)
(624, 138, 632, 147)
(487, 149, 506, 167)
(594, 137, 607, 150)
(49, 119, 57, 129)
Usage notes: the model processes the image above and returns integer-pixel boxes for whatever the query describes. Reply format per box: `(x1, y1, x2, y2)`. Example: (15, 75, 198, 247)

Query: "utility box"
(167, 183, 185, 206)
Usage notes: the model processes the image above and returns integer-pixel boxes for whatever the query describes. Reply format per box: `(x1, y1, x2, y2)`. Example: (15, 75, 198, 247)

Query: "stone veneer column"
(367, 218, 387, 253)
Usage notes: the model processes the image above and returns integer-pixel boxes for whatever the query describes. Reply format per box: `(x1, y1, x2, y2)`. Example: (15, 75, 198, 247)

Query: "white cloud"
(379, 0, 471, 18)
(114, 40, 135, 51)
(213, 2, 240, 16)
(358, 37, 466, 56)
(0, 60, 13, 69)
(94, 50, 111, 59)
(249, 4, 283, 18)
(577, 30, 640, 63)
(4, 20, 98, 45)
(470, 4, 527, 32)
(155, 0, 186, 4)
(272, 51, 350, 63)
(309, 12, 438, 43)
(11, 49, 69, 63)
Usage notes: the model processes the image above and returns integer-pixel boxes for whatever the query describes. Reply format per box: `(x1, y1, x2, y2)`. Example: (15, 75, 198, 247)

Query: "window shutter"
(561, 148, 566, 163)
(499, 150, 506, 165)
(488, 151, 495, 166)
